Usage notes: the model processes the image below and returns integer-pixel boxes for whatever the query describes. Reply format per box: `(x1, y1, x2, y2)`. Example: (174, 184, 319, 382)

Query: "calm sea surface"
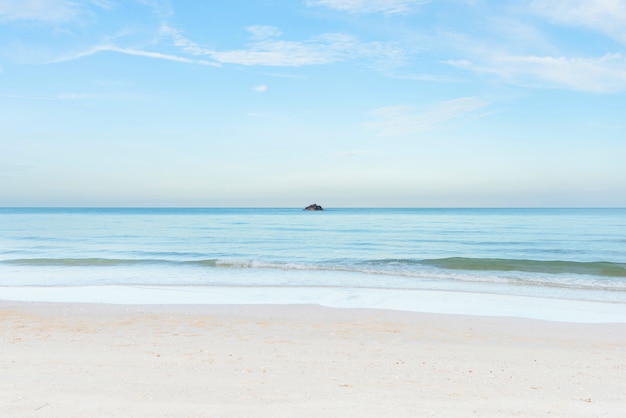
(1, 208, 626, 308)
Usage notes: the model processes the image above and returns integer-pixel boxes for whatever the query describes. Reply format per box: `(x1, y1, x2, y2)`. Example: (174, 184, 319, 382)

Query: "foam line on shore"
(2, 285, 626, 323)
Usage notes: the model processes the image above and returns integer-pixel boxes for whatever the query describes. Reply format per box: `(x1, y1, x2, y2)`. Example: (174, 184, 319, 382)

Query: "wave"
(3, 256, 626, 295)
(1, 258, 217, 267)
(416, 257, 626, 278)
(0, 258, 325, 273)
(3, 256, 626, 278)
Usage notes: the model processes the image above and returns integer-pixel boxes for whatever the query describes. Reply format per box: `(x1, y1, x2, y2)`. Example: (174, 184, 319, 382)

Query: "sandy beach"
(1, 301, 625, 417)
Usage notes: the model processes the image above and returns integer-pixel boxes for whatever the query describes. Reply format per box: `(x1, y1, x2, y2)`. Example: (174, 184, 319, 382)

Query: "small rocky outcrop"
(304, 203, 324, 211)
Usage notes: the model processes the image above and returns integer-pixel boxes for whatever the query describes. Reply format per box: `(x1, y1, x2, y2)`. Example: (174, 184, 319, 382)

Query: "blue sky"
(1, 0, 625, 207)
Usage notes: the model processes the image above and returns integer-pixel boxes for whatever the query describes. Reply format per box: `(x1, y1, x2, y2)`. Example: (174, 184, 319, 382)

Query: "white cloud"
(367, 97, 488, 137)
(210, 34, 356, 66)
(388, 72, 464, 83)
(163, 24, 397, 67)
(56, 93, 97, 100)
(49, 24, 389, 69)
(160, 24, 213, 56)
(305, 0, 429, 14)
(247, 25, 282, 41)
(162, 25, 343, 66)
(136, 0, 172, 18)
(0, 0, 81, 22)
(446, 53, 626, 93)
(0, 91, 102, 101)
(53, 44, 220, 67)
(253, 85, 267, 93)
(435, 3, 626, 93)
(530, 0, 626, 44)
(486, 17, 549, 50)
(91, 0, 115, 10)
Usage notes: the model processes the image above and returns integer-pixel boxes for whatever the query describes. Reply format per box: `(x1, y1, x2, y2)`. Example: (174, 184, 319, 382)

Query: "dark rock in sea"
(304, 203, 324, 211)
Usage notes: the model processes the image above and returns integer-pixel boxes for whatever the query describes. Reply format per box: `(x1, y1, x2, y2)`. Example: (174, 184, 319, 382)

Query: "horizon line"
(1, 206, 625, 210)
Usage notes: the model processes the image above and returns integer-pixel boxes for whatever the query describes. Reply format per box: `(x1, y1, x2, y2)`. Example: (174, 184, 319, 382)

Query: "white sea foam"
(1, 285, 625, 323)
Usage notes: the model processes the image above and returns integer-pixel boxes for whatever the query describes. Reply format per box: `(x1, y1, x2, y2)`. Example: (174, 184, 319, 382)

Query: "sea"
(1, 207, 626, 323)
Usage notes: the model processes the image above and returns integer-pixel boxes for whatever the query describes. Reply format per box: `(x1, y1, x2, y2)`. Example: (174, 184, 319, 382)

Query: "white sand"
(1, 301, 625, 417)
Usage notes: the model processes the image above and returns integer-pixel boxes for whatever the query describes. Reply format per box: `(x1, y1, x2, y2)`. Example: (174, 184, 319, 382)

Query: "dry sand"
(1, 301, 625, 417)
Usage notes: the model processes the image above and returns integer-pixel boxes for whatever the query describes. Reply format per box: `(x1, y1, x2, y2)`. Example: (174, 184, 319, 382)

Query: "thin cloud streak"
(91, 0, 115, 10)
(0, 0, 81, 22)
(163, 24, 403, 67)
(367, 97, 488, 136)
(0, 92, 102, 101)
(446, 53, 626, 93)
(5, 1, 626, 93)
(529, 0, 626, 44)
(247, 25, 283, 41)
(52, 45, 221, 67)
(41, 24, 378, 69)
(210, 37, 352, 66)
(305, 0, 429, 15)
(160, 24, 213, 56)
(163, 24, 352, 66)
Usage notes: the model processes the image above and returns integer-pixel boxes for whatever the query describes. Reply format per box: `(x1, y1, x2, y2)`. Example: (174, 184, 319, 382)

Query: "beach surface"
(2, 301, 625, 417)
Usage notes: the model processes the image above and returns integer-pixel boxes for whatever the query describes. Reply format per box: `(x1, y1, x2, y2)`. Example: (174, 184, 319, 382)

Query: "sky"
(1, 0, 625, 207)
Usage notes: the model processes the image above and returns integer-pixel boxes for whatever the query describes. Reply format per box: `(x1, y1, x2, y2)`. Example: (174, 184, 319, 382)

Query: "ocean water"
(1, 208, 626, 322)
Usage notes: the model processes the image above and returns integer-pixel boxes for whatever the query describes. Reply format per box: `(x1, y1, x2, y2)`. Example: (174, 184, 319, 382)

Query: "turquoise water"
(1, 208, 626, 311)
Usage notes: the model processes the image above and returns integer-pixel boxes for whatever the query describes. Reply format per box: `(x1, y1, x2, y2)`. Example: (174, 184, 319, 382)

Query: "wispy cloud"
(253, 84, 267, 93)
(529, 0, 626, 44)
(367, 97, 488, 136)
(160, 24, 212, 56)
(435, 2, 626, 94)
(0, 92, 101, 101)
(56, 93, 99, 100)
(163, 24, 402, 67)
(388, 72, 464, 83)
(137, 0, 173, 18)
(0, 0, 82, 22)
(41, 22, 395, 69)
(485, 16, 551, 52)
(446, 53, 626, 93)
(305, 0, 429, 15)
(164, 24, 336, 66)
(210, 33, 357, 66)
(247, 25, 283, 41)
(91, 0, 116, 10)
(52, 44, 220, 67)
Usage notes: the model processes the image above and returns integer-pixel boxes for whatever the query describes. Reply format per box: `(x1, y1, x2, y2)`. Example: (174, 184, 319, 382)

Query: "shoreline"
(2, 300, 626, 417)
(4, 298, 626, 338)
(2, 284, 626, 323)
